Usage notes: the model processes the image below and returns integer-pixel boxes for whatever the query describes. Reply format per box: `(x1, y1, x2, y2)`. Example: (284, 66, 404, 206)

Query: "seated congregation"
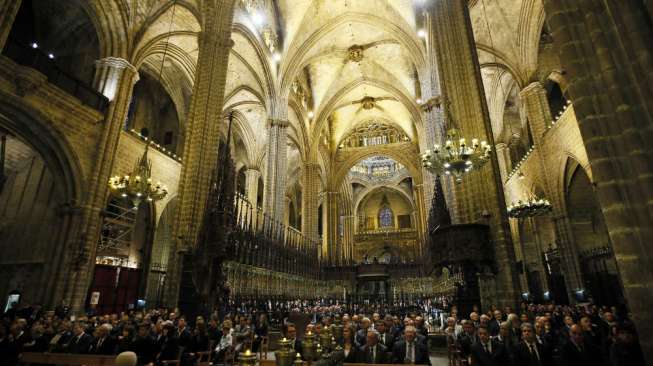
(0, 300, 645, 366)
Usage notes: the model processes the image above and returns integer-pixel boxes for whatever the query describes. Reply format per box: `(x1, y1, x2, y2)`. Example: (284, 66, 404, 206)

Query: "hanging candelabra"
(108, 143, 168, 208)
(507, 196, 552, 218)
(421, 99, 492, 182)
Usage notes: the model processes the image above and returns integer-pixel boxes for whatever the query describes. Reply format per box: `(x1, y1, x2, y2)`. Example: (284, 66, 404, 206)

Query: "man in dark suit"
(415, 317, 429, 339)
(488, 310, 502, 337)
(513, 323, 552, 366)
(285, 323, 303, 359)
(376, 320, 395, 351)
(176, 317, 192, 350)
(358, 329, 388, 364)
(130, 323, 157, 365)
(392, 325, 430, 365)
(457, 320, 478, 359)
(67, 322, 93, 354)
(356, 317, 371, 347)
(91, 323, 117, 355)
(470, 326, 509, 366)
(558, 324, 602, 366)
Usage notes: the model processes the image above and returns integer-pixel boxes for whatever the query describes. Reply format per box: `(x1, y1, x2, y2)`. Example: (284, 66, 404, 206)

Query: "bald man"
(558, 324, 601, 366)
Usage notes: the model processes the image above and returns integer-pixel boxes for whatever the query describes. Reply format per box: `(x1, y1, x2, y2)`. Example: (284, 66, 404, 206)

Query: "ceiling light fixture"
(108, 143, 169, 209)
(31, 42, 38, 49)
(308, 111, 314, 119)
(273, 52, 281, 63)
(506, 171, 553, 218)
(417, 29, 426, 38)
(507, 197, 552, 218)
(421, 99, 492, 183)
(416, 98, 423, 104)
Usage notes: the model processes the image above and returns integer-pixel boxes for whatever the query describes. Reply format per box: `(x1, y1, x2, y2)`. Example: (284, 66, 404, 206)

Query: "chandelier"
(507, 196, 552, 218)
(108, 143, 168, 208)
(421, 128, 492, 182)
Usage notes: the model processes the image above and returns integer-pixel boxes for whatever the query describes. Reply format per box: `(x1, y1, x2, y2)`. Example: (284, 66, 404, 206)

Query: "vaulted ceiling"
(78, 0, 547, 179)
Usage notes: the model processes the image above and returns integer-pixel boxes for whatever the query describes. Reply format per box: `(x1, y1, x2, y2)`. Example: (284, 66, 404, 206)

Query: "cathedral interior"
(0, 0, 653, 363)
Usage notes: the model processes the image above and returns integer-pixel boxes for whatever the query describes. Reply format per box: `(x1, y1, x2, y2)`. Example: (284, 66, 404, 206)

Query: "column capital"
(268, 118, 290, 128)
(520, 81, 546, 96)
(419, 95, 442, 112)
(93, 57, 139, 101)
(495, 142, 508, 150)
(303, 162, 321, 171)
(198, 28, 235, 49)
(95, 57, 138, 74)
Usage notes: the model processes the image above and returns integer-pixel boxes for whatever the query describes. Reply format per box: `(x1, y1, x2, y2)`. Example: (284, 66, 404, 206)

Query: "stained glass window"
(378, 207, 393, 228)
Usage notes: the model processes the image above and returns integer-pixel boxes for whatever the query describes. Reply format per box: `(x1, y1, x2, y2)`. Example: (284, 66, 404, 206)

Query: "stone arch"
(354, 184, 416, 222)
(516, 0, 545, 78)
(0, 97, 83, 203)
(145, 196, 178, 307)
(82, 0, 129, 58)
(563, 157, 622, 305)
(331, 145, 422, 190)
(10, 0, 103, 85)
(0, 97, 84, 307)
(128, 71, 184, 155)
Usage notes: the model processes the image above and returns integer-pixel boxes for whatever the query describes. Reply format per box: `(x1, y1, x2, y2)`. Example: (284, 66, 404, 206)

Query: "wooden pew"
(20, 352, 116, 366)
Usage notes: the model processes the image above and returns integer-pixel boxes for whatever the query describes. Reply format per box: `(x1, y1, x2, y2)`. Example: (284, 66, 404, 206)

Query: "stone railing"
(355, 227, 417, 241)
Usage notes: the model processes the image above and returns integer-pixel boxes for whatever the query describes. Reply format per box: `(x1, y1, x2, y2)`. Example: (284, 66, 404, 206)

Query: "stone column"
(428, 0, 520, 307)
(494, 143, 510, 181)
(284, 196, 291, 227)
(0, 0, 21, 51)
(544, 0, 653, 356)
(244, 168, 261, 208)
(64, 57, 139, 312)
(167, 0, 236, 306)
(263, 119, 288, 223)
(325, 191, 340, 265)
(342, 215, 355, 264)
(412, 184, 428, 257)
(301, 163, 320, 241)
(420, 11, 452, 219)
(520, 82, 583, 300)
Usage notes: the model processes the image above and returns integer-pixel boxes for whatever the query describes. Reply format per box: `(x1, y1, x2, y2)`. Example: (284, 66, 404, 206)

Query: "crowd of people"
(442, 303, 645, 366)
(0, 300, 646, 366)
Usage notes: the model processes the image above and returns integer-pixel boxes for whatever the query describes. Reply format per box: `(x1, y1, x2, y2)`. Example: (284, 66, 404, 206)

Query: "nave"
(0, 0, 652, 365)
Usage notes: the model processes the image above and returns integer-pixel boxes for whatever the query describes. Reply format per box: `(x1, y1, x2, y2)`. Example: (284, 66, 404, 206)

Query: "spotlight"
(252, 11, 264, 26)
(273, 53, 281, 63)
(416, 98, 422, 104)
(308, 111, 314, 119)
(417, 29, 426, 38)
(31, 42, 38, 49)
(48, 53, 55, 59)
